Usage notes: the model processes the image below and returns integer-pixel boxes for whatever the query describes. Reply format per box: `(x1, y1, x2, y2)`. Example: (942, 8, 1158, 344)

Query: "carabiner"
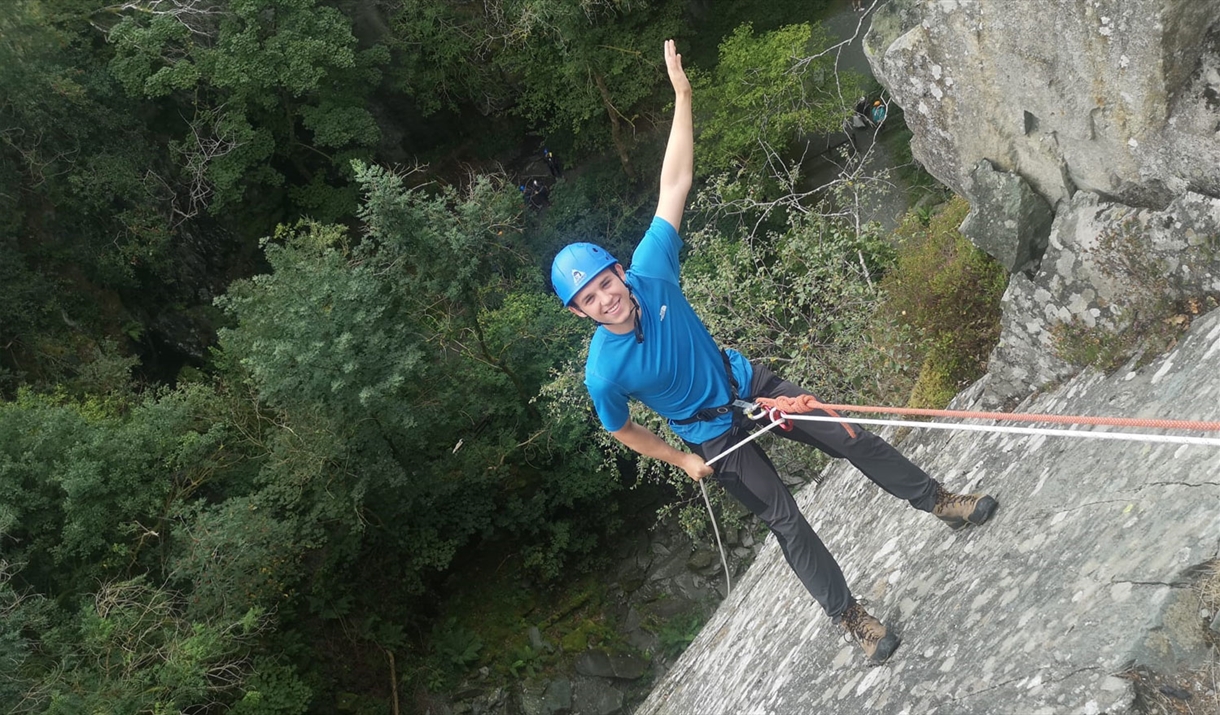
(767, 405, 794, 431)
(733, 399, 767, 421)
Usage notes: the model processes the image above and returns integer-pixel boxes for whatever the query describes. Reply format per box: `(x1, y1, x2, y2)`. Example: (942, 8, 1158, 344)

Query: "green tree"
(386, 0, 683, 176)
(0, 0, 178, 384)
(493, 0, 683, 177)
(14, 578, 264, 714)
(216, 166, 618, 603)
(387, 0, 507, 116)
(0, 386, 249, 595)
(694, 23, 864, 176)
(681, 212, 896, 401)
(104, 0, 389, 219)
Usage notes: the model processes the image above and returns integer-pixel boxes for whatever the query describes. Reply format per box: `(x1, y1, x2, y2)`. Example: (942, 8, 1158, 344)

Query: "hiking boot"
(839, 601, 900, 663)
(933, 486, 998, 530)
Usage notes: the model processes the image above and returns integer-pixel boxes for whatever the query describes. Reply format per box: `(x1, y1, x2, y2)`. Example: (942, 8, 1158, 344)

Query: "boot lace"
(841, 603, 880, 647)
(935, 487, 974, 512)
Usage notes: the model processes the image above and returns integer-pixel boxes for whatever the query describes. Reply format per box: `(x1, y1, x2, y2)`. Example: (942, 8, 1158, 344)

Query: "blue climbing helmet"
(551, 242, 619, 306)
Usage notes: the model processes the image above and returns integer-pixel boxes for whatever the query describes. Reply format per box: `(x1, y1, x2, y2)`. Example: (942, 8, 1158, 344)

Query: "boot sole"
(871, 632, 901, 663)
(968, 495, 999, 526)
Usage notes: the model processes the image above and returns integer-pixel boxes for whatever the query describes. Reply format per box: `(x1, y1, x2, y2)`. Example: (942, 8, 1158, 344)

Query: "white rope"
(696, 417, 786, 599)
(705, 417, 786, 467)
(698, 479, 732, 598)
(782, 414, 1220, 447)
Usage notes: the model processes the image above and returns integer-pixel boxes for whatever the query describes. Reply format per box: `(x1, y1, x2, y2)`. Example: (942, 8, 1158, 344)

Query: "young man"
(550, 40, 998, 664)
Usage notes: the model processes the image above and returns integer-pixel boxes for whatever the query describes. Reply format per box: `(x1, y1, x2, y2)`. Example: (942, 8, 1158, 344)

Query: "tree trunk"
(592, 71, 636, 180)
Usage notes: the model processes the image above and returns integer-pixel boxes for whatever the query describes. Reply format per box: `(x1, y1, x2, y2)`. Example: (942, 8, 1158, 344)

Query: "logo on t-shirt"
(571, 269, 585, 283)
(659, 305, 668, 322)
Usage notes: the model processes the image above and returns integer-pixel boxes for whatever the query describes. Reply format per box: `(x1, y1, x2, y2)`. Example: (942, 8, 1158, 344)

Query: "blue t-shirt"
(584, 216, 754, 444)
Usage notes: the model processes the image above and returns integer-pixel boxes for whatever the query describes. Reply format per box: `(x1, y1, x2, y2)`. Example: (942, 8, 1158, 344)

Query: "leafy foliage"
(694, 23, 865, 176)
(654, 606, 707, 659)
(432, 617, 484, 669)
(876, 198, 1007, 407)
(9, 575, 264, 715)
(231, 660, 312, 715)
(683, 213, 897, 401)
(106, 0, 386, 216)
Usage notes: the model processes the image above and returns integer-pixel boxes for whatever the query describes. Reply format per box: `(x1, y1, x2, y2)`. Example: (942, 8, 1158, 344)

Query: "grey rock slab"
(670, 572, 712, 603)
(572, 677, 624, 715)
(528, 626, 553, 654)
(574, 650, 648, 680)
(646, 550, 690, 583)
(687, 548, 716, 571)
(623, 607, 643, 633)
(517, 685, 547, 715)
(636, 309, 1220, 715)
(574, 650, 618, 679)
(645, 596, 694, 620)
(543, 679, 572, 714)
(1128, 585, 1214, 673)
(980, 190, 1220, 408)
(626, 628, 659, 655)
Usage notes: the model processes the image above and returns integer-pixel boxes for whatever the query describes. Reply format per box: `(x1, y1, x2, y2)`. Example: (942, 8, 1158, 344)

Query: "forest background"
(0, 0, 1007, 712)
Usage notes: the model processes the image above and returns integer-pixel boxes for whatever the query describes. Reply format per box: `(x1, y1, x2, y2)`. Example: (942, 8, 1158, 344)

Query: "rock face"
(636, 308, 1220, 714)
(864, 0, 1220, 209)
(980, 189, 1220, 407)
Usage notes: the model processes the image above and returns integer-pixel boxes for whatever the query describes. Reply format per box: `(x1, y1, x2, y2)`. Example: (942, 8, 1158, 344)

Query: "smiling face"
(567, 264, 636, 333)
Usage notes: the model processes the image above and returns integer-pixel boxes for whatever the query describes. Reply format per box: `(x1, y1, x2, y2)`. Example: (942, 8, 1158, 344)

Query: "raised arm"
(655, 39, 693, 231)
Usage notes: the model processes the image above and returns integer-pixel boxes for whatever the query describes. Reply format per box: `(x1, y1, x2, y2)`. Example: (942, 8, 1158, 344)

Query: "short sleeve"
(629, 216, 682, 285)
(586, 372, 630, 433)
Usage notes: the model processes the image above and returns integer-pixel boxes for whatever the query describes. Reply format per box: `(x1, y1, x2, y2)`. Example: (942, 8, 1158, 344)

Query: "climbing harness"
(694, 392, 1220, 600)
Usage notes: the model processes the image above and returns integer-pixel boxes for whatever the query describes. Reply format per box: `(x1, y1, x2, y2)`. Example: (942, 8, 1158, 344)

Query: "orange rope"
(754, 395, 1220, 433)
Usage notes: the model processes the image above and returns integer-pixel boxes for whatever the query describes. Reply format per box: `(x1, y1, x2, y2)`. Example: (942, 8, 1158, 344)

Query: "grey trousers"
(688, 362, 940, 619)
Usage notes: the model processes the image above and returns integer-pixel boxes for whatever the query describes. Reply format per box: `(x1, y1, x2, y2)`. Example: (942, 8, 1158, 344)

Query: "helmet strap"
(630, 292, 644, 344)
(620, 275, 644, 344)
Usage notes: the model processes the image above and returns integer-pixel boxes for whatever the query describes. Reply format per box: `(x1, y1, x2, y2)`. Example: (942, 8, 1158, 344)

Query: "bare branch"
(100, 0, 225, 40)
(167, 103, 244, 224)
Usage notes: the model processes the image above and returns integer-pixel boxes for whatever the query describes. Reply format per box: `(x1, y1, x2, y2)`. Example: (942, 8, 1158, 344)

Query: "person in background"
(544, 148, 563, 178)
(530, 178, 549, 207)
(853, 96, 870, 129)
(870, 99, 888, 126)
(547, 39, 998, 664)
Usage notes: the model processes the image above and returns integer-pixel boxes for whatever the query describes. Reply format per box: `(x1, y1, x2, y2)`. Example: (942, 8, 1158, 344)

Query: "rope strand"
(698, 416, 787, 599)
(754, 396, 1220, 433)
(699, 479, 732, 598)
(781, 414, 1220, 447)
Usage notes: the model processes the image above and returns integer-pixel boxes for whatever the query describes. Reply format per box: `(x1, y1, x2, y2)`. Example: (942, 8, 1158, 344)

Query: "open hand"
(664, 39, 690, 96)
